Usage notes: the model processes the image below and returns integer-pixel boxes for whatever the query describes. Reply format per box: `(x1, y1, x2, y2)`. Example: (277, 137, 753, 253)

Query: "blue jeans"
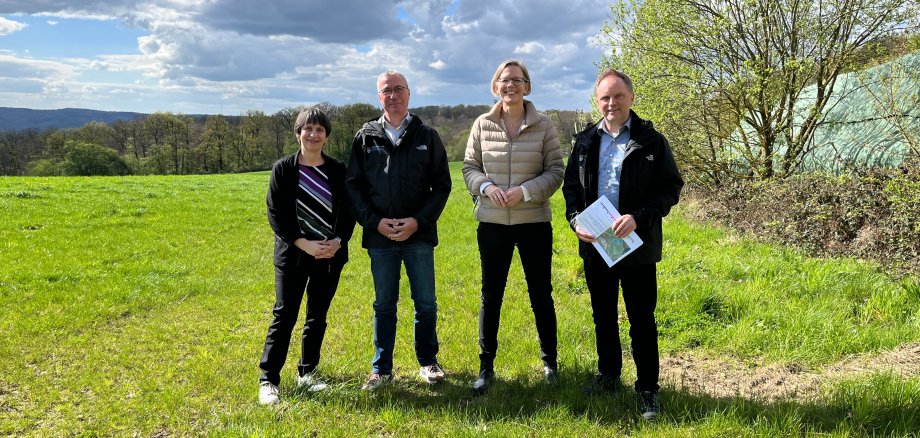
(367, 242, 439, 374)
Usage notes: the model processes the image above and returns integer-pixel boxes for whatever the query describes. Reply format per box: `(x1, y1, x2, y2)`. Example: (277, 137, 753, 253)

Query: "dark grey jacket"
(345, 115, 451, 248)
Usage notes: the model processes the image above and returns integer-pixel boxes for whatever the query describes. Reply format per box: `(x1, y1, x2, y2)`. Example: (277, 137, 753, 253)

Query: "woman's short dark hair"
(294, 106, 332, 136)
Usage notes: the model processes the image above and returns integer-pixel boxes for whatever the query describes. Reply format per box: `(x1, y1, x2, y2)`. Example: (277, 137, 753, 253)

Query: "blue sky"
(0, 1, 612, 115)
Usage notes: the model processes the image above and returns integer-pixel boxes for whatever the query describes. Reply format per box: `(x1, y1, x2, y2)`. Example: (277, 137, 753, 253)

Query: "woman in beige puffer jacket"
(461, 59, 564, 395)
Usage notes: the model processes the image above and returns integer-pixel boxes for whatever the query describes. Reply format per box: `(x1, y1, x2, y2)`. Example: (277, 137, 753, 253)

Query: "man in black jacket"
(345, 70, 452, 390)
(562, 69, 683, 420)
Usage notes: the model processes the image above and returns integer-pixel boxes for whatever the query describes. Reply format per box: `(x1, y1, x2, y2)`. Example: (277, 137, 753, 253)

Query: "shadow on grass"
(284, 368, 919, 435)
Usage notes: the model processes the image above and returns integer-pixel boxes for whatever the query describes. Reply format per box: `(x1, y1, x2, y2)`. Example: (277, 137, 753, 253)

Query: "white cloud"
(0, 77, 44, 93)
(0, 0, 611, 113)
(0, 54, 75, 79)
(46, 20, 58, 25)
(443, 17, 478, 33)
(514, 42, 545, 55)
(197, 0, 403, 43)
(0, 17, 27, 35)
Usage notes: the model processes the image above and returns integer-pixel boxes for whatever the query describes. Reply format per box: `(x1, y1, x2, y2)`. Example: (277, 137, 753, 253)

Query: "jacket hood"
(359, 113, 425, 138)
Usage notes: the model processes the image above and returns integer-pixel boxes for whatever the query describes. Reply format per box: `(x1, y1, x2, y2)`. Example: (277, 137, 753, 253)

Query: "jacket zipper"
(329, 204, 339, 273)
(507, 137, 512, 224)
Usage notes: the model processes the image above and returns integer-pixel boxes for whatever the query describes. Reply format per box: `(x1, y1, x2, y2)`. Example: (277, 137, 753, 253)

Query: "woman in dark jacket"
(258, 107, 355, 405)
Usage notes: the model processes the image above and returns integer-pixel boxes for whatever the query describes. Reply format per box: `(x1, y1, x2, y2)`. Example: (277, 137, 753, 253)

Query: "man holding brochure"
(562, 69, 683, 420)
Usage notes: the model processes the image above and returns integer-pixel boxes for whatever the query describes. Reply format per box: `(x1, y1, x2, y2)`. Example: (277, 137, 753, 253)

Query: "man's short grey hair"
(377, 70, 409, 87)
(594, 69, 634, 94)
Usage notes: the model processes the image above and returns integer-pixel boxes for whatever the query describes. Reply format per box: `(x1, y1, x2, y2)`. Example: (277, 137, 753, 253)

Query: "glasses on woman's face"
(378, 86, 408, 96)
(495, 78, 529, 86)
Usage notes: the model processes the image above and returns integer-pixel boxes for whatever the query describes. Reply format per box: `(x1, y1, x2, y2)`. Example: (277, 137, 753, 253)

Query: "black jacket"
(562, 111, 683, 264)
(345, 115, 451, 248)
(267, 151, 355, 268)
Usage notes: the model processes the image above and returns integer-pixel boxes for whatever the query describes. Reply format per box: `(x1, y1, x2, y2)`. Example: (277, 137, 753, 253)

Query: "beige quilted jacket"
(462, 100, 564, 225)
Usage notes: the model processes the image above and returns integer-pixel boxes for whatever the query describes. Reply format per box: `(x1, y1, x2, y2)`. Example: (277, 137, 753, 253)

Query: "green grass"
(660, 218, 920, 366)
(1, 165, 918, 436)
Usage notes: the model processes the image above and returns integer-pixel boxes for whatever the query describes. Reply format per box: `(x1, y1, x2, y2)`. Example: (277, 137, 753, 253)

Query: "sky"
(0, 1, 613, 115)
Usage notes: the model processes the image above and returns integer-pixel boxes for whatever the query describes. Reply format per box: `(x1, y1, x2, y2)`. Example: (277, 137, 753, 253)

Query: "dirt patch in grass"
(0, 380, 22, 414)
(661, 342, 920, 402)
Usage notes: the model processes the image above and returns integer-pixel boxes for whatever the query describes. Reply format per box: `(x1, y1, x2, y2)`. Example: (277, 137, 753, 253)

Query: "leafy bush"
(26, 158, 64, 176)
(63, 141, 132, 176)
(688, 161, 920, 275)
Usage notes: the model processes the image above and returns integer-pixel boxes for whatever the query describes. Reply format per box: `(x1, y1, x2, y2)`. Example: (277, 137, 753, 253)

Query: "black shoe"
(471, 369, 495, 396)
(638, 390, 661, 420)
(543, 365, 558, 384)
(582, 374, 622, 395)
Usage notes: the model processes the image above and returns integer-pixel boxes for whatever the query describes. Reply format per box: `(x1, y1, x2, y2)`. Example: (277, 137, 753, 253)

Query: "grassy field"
(1, 164, 918, 436)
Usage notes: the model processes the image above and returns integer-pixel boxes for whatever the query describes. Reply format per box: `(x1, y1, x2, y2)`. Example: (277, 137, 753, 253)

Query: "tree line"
(0, 103, 590, 177)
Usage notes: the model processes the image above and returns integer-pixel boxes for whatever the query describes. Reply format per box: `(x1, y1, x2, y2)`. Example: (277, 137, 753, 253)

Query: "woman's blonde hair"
(490, 59, 532, 97)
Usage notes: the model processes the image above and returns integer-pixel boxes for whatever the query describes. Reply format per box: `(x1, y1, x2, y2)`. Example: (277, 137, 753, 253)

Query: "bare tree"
(200, 115, 232, 173)
(603, 0, 920, 182)
(0, 129, 42, 175)
(270, 107, 301, 159)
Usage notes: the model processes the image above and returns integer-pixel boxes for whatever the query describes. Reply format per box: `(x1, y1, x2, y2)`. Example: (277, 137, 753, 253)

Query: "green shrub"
(26, 158, 64, 176)
(62, 141, 132, 176)
(689, 163, 920, 275)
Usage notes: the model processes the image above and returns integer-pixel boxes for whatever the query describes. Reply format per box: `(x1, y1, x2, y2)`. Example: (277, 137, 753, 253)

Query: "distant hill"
(0, 107, 146, 131)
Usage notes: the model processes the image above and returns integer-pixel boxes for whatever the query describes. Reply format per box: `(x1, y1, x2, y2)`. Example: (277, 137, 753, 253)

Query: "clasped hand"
(300, 238, 340, 259)
(377, 217, 418, 242)
(485, 185, 524, 208)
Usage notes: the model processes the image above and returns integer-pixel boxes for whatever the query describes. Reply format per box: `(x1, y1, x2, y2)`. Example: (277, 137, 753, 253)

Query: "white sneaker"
(297, 372, 328, 392)
(361, 373, 393, 391)
(419, 363, 446, 383)
(259, 382, 280, 405)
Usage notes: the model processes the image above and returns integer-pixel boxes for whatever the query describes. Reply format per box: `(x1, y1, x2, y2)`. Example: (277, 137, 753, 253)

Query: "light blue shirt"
(597, 117, 631, 211)
(380, 114, 412, 145)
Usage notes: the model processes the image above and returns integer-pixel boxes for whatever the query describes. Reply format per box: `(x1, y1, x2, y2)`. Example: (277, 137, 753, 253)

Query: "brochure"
(574, 196, 643, 267)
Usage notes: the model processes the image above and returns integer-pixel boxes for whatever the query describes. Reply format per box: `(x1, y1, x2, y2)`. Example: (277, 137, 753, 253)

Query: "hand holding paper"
(574, 196, 643, 267)
(612, 214, 636, 238)
(575, 225, 596, 242)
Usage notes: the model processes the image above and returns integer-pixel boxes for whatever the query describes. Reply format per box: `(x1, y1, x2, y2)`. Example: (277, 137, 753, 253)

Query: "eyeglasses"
(495, 78, 529, 86)
(378, 86, 408, 96)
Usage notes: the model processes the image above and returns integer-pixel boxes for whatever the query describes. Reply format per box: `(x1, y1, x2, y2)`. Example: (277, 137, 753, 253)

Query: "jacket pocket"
(406, 145, 430, 176)
(364, 144, 390, 175)
(273, 237, 300, 268)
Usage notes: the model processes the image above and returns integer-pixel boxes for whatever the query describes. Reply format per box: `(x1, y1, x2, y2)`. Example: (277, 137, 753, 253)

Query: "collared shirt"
(597, 116, 632, 211)
(380, 113, 412, 145)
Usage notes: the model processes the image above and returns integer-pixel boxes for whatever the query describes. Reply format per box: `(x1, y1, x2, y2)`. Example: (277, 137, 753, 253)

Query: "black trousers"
(259, 255, 343, 385)
(584, 258, 660, 392)
(477, 221, 557, 370)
